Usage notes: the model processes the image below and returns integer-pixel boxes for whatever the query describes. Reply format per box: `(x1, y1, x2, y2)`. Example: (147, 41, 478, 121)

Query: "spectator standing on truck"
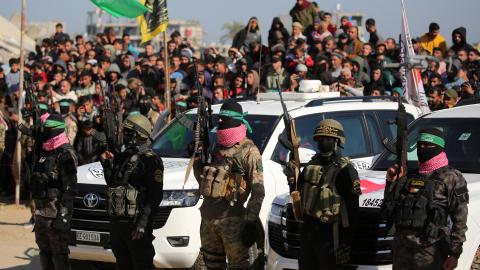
(283, 119, 362, 269)
(31, 113, 77, 270)
(193, 101, 265, 270)
(100, 114, 164, 270)
(384, 128, 469, 270)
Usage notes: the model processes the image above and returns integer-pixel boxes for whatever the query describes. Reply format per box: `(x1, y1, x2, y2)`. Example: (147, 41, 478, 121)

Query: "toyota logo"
(83, 193, 100, 208)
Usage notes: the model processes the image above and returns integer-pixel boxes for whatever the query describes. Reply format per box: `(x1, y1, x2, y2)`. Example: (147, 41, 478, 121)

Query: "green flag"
(91, 0, 150, 18)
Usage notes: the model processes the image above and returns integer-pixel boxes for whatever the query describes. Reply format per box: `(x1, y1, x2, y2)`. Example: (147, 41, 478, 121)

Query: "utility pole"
(15, 0, 26, 206)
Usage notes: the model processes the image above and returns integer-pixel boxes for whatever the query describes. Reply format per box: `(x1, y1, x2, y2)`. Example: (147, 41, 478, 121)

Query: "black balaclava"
(218, 101, 242, 130)
(317, 136, 337, 157)
(417, 128, 445, 163)
(59, 100, 71, 115)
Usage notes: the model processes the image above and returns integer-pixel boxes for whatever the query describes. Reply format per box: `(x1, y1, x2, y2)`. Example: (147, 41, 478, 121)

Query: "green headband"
(419, 133, 445, 148)
(38, 104, 48, 110)
(176, 101, 187, 108)
(219, 109, 252, 133)
(59, 101, 70, 107)
(43, 119, 66, 130)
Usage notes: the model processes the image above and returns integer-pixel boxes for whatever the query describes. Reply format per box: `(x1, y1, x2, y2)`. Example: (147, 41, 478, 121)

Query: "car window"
(372, 118, 480, 173)
(326, 113, 369, 158)
(376, 110, 414, 140)
(272, 113, 325, 164)
(272, 111, 370, 164)
(152, 113, 279, 158)
(365, 113, 383, 154)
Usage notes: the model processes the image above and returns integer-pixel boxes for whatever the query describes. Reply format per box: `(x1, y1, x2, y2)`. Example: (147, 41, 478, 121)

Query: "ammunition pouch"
(199, 165, 248, 204)
(301, 160, 347, 223)
(395, 177, 446, 240)
(106, 184, 140, 217)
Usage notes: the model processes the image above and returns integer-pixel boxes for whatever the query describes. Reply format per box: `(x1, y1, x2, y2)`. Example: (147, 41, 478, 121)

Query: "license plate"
(76, 231, 101, 243)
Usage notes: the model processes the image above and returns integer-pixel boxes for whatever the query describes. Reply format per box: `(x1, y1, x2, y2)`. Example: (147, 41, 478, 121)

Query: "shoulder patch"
(154, 169, 163, 183)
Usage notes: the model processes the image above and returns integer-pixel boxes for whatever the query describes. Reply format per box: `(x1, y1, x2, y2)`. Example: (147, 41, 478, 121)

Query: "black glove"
(52, 206, 70, 232)
(52, 214, 70, 232)
(241, 221, 257, 247)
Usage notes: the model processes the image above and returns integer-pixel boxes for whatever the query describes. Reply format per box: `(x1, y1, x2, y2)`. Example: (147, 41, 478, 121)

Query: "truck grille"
(268, 204, 393, 265)
(70, 184, 173, 246)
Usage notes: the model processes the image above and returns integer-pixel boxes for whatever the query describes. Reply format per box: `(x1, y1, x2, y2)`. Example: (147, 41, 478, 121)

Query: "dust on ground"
(0, 201, 40, 270)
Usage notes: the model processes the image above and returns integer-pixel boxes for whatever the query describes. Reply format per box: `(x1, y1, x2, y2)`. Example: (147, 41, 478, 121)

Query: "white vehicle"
(68, 95, 421, 269)
(267, 104, 480, 270)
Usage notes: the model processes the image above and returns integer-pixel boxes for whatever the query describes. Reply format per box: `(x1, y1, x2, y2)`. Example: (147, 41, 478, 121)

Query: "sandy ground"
(0, 202, 40, 270)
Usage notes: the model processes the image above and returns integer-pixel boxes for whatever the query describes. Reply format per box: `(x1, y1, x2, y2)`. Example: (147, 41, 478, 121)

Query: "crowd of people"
(0, 0, 479, 196)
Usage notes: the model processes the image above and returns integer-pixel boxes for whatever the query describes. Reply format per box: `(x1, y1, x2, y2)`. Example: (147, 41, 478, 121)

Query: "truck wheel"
(191, 251, 206, 270)
(472, 246, 480, 270)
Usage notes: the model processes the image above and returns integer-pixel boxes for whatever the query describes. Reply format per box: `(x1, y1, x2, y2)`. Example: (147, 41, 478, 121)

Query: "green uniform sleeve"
(244, 145, 265, 222)
(446, 170, 469, 257)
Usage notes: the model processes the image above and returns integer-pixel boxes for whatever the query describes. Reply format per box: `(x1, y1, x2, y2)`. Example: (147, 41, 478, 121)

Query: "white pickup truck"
(67, 95, 422, 269)
(267, 104, 480, 270)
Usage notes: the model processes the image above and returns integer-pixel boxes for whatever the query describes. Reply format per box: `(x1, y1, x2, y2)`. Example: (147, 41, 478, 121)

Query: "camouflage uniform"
(386, 167, 469, 270)
(194, 138, 264, 269)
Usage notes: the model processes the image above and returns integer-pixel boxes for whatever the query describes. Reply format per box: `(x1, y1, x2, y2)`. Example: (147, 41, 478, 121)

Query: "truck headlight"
(160, 190, 200, 207)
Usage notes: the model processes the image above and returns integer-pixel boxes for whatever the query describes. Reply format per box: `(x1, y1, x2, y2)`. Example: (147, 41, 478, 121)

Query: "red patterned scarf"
(43, 132, 69, 151)
(418, 151, 449, 174)
(217, 124, 247, 147)
(40, 112, 50, 123)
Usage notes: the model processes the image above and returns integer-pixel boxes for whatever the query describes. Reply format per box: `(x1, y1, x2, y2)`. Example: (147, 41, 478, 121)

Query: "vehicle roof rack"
(305, 96, 407, 107)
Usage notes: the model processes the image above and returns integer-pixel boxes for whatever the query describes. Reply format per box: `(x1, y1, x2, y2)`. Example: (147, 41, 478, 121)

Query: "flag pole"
(15, 0, 27, 206)
(162, 31, 171, 122)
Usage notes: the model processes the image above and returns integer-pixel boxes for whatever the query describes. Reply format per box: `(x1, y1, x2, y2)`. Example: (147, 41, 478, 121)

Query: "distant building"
(86, 10, 204, 51)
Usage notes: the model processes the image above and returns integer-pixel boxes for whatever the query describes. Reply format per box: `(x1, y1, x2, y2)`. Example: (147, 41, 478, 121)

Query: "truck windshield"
(152, 113, 279, 158)
(372, 118, 480, 173)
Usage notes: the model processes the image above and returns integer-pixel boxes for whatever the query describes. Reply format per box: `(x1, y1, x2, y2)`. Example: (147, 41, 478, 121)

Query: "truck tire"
(472, 246, 480, 270)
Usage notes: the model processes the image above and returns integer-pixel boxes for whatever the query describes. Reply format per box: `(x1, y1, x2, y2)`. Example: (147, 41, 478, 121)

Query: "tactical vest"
(300, 157, 349, 223)
(395, 173, 447, 238)
(32, 145, 77, 217)
(106, 149, 150, 217)
(198, 142, 250, 206)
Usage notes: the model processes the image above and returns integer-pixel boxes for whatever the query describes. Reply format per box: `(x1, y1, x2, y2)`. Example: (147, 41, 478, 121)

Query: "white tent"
(0, 15, 36, 63)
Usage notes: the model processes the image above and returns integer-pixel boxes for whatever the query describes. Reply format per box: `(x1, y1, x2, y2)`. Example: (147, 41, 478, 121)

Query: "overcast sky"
(2, 0, 480, 46)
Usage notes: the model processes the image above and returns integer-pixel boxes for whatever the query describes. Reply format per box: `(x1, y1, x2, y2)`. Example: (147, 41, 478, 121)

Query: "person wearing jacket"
(232, 17, 262, 53)
(450, 27, 474, 54)
(420, 22, 447, 55)
(268, 17, 290, 48)
(290, 0, 319, 34)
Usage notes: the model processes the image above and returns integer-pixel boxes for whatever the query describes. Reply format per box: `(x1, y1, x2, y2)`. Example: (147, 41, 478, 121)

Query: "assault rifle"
(184, 58, 213, 185)
(277, 80, 302, 221)
(21, 77, 43, 170)
(99, 81, 118, 152)
(382, 97, 408, 219)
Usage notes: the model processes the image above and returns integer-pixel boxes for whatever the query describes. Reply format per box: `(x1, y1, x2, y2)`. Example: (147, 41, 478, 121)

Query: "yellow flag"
(138, 0, 169, 44)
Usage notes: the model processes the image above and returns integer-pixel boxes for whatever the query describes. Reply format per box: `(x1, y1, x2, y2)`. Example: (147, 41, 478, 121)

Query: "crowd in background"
(0, 0, 479, 196)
